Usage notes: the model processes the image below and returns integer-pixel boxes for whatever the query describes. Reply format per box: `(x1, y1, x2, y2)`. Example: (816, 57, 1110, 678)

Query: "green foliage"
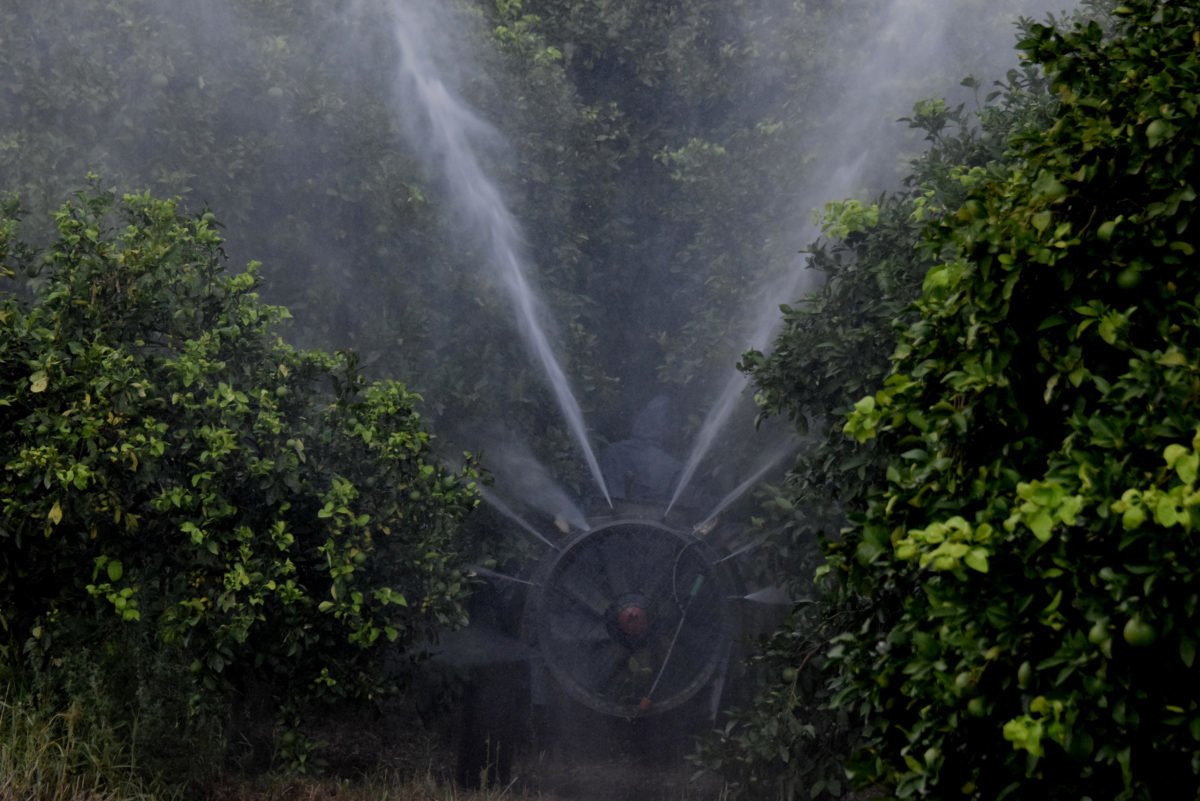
(736, 1, 1200, 798)
(705, 67, 1056, 797)
(0, 185, 479, 776)
(0, 0, 887, 466)
(0, 0, 1053, 515)
(482, 0, 855, 445)
(740, 57, 1056, 560)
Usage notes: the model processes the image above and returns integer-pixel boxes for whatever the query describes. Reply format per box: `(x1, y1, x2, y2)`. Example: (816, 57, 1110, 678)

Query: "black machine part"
(528, 519, 737, 718)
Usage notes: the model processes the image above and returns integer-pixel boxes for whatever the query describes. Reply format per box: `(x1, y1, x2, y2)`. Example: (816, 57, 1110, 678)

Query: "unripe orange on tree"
(1017, 660, 1032, 689)
(1116, 267, 1141, 288)
(1122, 616, 1157, 647)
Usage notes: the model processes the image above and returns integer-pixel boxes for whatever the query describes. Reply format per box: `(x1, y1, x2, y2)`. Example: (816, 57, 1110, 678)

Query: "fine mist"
(0, 0, 1071, 509)
(0, 0, 1077, 791)
(383, 0, 613, 505)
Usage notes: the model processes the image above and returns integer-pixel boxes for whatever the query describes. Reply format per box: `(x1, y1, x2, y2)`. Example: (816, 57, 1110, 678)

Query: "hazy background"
(0, 0, 1075, 530)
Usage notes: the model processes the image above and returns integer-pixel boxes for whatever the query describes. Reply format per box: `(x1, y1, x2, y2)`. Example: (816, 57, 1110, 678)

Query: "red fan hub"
(617, 604, 649, 637)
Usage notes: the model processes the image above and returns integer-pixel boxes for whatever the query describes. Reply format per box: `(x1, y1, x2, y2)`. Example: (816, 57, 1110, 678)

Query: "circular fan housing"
(530, 520, 736, 717)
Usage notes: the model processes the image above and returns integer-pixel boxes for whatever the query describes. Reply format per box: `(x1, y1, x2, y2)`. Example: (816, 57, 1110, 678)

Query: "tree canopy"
(731, 1, 1200, 798)
(0, 0, 1044, 483)
(0, 185, 479, 771)
(7, 0, 1181, 793)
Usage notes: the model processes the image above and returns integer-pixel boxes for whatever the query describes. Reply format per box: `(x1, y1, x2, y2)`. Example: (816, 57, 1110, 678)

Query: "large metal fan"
(527, 519, 737, 718)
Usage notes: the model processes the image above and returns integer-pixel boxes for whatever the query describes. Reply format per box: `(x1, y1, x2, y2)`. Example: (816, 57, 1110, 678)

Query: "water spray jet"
(715, 524, 788, 564)
(666, 269, 809, 516)
(693, 436, 798, 536)
(479, 488, 561, 551)
(467, 564, 541, 587)
(389, 0, 612, 507)
(375, 0, 1073, 783)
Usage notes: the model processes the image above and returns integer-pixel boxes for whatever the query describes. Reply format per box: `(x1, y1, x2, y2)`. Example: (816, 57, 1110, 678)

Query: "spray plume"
(385, 0, 612, 507)
(693, 435, 798, 535)
(479, 488, 561, 551)
(670, 0, 1065, 511)
(479, 431, 590, 532)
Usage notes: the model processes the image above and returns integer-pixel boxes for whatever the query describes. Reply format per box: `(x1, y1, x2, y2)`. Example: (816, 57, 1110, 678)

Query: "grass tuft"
(0, 691, 171, 801)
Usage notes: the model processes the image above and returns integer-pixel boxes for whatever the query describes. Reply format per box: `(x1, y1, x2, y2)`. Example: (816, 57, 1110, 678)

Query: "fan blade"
(589, 639, 630, 692)
(556, 619, 610, 646)
(600, 531, 633, 596)
(554, 580, 608, 621)
(642, 561, 678, 611)
(637, 534, 682, 593)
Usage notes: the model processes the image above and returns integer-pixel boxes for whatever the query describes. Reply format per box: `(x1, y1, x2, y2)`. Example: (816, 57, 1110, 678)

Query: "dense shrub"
(720, 0, 1200, 798)
(699, 44, 1061, 801)
(0, 185, 479, 777)
(831, 3, 1200, 795)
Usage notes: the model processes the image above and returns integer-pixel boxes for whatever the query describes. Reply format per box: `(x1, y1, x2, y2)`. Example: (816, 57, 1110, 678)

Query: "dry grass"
(0, 692, 731, 801)
(203, 764, 724, 801)
(0, 694, 168, 801)
(521, 753, 725, 801)
(204, 772, 522, 801)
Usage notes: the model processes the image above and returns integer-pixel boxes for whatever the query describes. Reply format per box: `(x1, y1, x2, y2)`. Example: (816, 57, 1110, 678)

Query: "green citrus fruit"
(1122, 616, 1157, 647)
(1017, 660, 1032, 688)
(1116, 267, 1141, 288)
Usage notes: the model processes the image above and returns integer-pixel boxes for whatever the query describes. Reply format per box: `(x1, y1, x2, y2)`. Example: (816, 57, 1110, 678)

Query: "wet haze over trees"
(0, 0, 1062, 468)
(10, 1, 1198, 800)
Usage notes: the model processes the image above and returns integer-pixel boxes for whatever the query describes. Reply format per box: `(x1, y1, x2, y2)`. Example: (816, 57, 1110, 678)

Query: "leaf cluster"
(700, 51, 1058, 801)
(749, 1, 1200, 798)
(0, 185, 479, 769)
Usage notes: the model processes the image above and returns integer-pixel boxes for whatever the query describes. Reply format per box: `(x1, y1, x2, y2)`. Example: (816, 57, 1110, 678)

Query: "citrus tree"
(734, 1, 1199, 798)
(698, 52, 1060, 796)
(0, 184, 479, 764)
